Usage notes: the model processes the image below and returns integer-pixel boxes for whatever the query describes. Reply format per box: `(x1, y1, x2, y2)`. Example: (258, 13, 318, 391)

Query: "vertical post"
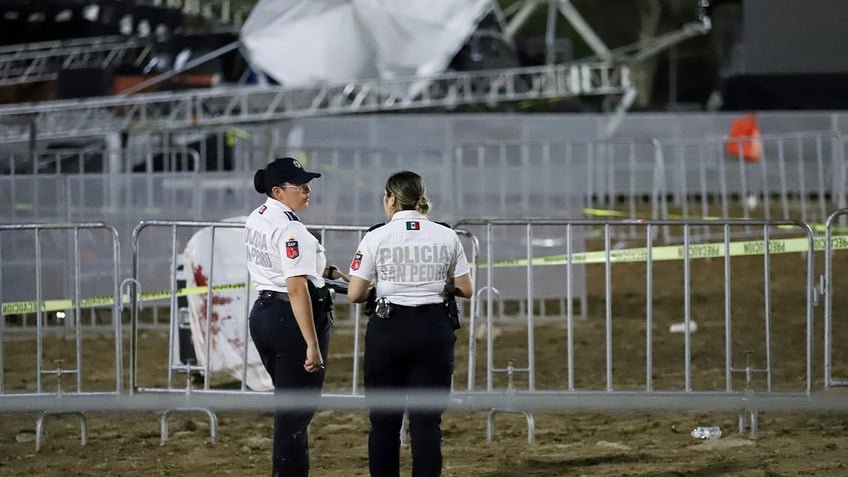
(29, 120, 37, 174)
(668, 46, 678, 107)
(545, 0, 557, 65)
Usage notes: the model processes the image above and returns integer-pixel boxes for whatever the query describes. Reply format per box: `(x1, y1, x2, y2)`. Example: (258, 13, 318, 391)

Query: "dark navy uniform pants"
(364, 303, 456, 477)
(249, 296, 331, 477)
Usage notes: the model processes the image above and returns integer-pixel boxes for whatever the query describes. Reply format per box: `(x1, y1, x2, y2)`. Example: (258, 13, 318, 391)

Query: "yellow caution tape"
(484, 234, 848, 268)
(5, 218, 848, 316)
(2, 283, 247, 316)
(582, 208, 848, 233)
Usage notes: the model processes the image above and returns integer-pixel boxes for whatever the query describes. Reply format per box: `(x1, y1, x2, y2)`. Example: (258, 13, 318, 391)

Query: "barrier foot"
(160, 407, 218, 445)
(486, 408, 535, 445)
(35, 411, 87, 452)
(738, 405, 759, 438)
(399, 411, 409, 448)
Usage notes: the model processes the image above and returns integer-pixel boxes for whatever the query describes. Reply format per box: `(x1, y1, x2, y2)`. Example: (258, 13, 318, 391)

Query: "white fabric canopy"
(240, 0, 490, 87)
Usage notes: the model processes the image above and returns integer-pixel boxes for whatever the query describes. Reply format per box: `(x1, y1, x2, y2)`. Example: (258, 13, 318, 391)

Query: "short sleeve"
(276, 222, 320, 280)
(451, 233, 471, 278)
(349, 236, 375, 281)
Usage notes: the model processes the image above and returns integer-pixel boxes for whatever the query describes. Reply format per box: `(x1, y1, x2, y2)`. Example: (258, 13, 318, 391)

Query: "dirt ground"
(2, 245, 848, 476)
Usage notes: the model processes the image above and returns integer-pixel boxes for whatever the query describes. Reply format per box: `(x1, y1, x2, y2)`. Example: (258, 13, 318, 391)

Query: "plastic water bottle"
(690, 426, 722, 439)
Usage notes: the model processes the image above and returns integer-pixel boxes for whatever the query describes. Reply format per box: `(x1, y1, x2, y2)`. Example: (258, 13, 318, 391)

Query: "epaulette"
(284, 211, 300, 222)
(367, 222, 385, 232)
(434, 221, 452, 229)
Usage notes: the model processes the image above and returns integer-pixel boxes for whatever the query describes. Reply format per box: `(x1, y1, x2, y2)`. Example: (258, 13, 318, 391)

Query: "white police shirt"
(244, 198, 326, 292)
(348, 210, 470, 306)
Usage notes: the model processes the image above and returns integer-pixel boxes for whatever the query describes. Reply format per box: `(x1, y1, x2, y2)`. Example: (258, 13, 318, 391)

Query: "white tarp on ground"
(239, 0, 491, 87)
(183, 218, 273, 391)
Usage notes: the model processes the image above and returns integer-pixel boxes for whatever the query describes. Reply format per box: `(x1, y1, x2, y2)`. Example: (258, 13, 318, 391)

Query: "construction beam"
(555, 0, 611, 61)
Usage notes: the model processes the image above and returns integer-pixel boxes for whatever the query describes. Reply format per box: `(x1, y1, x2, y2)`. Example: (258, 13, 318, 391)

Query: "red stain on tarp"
(190, 264, 240, 355)
(196, 304, 221, 336)
(193, 265, 208, 286)
(193, 265, 234, 305)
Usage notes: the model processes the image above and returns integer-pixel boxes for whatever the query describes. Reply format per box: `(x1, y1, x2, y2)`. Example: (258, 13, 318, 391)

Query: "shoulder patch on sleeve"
(367, 222, 386, 232)
(285, 237, 299, 259)
(351, 250, 363, 271)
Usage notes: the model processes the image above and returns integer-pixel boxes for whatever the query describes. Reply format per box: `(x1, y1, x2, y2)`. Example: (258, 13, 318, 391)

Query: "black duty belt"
(259, 288, 336, 311)
(380, 300, 459, 329)
(259, 290, 289, 301)
(390, 302, 445, 311)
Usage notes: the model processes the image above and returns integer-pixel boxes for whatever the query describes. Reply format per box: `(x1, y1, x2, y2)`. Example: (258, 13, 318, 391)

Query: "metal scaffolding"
(0, 61, 631, 144)
(0, 36, 156, 87)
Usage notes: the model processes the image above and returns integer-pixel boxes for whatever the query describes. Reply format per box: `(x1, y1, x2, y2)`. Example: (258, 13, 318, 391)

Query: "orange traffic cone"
(725, 113, 762, 162)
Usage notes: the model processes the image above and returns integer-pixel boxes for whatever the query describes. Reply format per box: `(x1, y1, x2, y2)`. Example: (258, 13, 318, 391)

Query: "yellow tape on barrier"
(582, 208, 848, 233)
(4, 232, 848, 316)
(1, 283, 246, 316)
(484, 234, 848, 268)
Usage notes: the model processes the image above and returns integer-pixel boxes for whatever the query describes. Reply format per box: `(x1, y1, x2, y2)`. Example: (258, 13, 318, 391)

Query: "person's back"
(356, 215, 461, 305)
(347, 170, 473, 477)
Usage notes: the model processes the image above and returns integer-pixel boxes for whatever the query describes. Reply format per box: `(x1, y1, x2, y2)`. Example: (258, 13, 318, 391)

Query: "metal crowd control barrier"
(126, 219, 480, 443)
(455, 218, 815, 440)
(0, 216, 835, 447)
(0, 222, 122, 450)
(129, 220, 250, 443)
(823, 209, 848, 389)
(454, 131, 845, 247)
(128, 220, 394, 441)
(1, 146, 202, 175)
(654, 131, 846, 242)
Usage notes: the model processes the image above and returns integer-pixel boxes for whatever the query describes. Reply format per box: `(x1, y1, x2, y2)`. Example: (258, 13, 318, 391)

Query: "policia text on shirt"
(245, 225, 272, 267)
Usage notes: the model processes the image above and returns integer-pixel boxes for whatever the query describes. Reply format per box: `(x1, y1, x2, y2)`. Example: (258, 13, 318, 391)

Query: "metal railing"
(0, 215, 840, 447)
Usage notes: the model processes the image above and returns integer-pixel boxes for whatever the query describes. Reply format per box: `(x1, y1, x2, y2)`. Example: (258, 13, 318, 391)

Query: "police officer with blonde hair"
(347, 170, 473, 477)
(244, 156, 345, 477)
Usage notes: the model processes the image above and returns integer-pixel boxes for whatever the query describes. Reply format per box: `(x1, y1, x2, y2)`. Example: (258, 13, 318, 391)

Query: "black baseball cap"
(254, 157, 321, 194)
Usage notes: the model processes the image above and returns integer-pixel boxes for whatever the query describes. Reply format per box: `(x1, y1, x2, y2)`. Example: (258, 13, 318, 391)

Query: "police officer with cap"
(244, 156, 341, 477)
(347, 170, 473, 477)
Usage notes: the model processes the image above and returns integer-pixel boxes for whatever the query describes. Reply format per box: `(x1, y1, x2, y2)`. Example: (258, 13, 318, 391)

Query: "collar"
(390, 210, 427, 222)
(264, 198, 300, 220)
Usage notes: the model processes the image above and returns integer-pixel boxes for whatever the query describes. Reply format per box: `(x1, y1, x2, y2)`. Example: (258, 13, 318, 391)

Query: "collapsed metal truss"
(0, 0, 712, 145)
(0, 36, 155, 87)
(0, 61, 630, 143)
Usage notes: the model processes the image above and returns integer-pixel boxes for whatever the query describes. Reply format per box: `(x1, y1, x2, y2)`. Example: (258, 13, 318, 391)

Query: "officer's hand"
(324, 265, 351, 282)
(304, 344, 324, 373)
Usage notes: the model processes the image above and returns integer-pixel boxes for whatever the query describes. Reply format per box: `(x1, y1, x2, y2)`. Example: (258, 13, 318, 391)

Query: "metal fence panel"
(0, 222, 122, 396)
